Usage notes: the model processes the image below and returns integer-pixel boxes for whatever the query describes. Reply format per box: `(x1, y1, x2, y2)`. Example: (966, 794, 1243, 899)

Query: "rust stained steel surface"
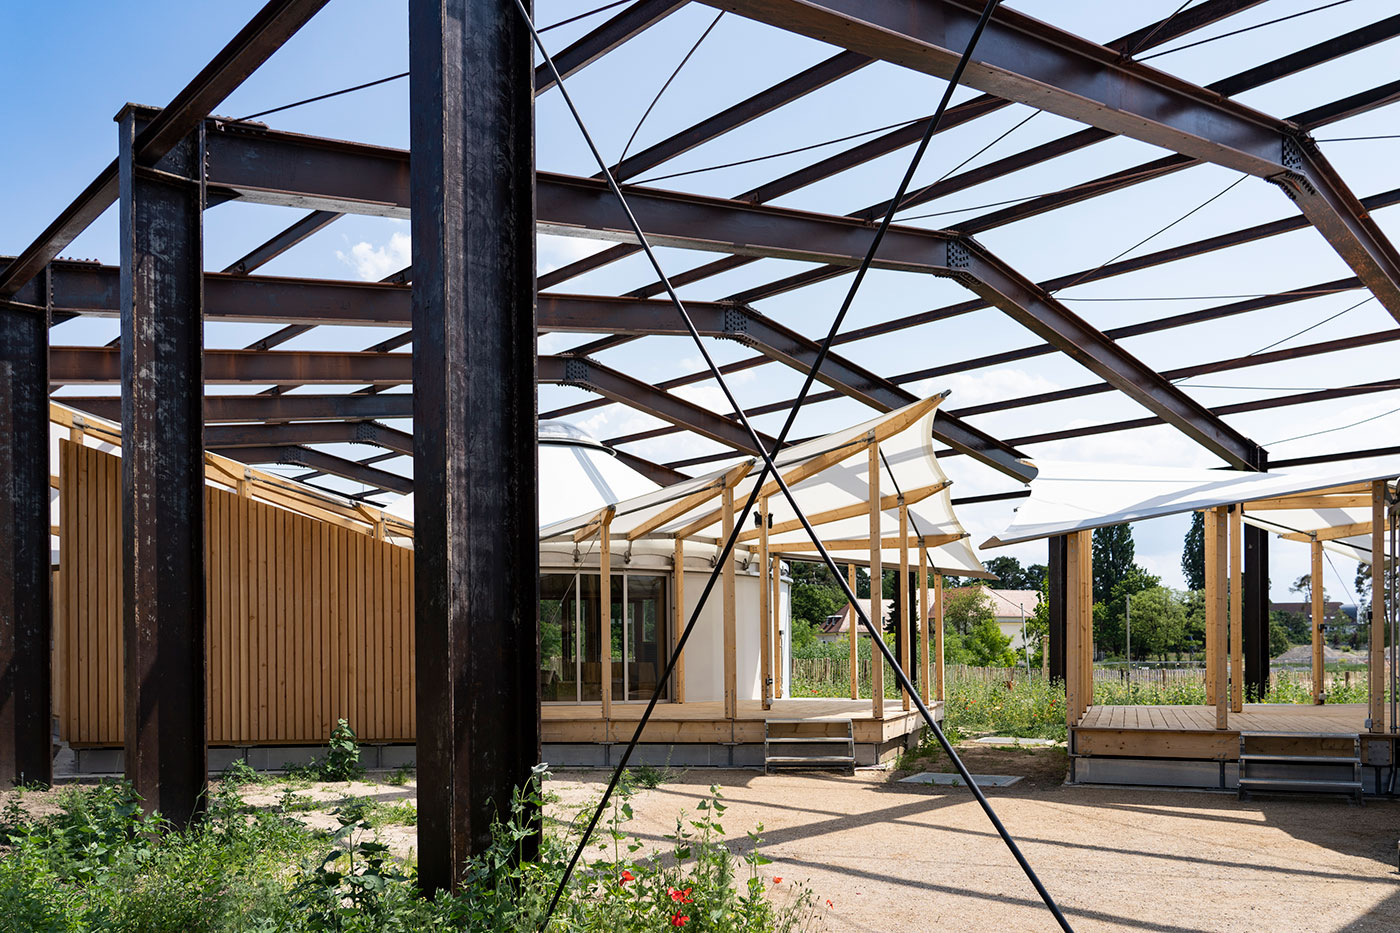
(192, 124, 1255, 467)
(0, 293, 52, 785)
(117, 107, 208, 826)
(704, 0, 1400, 322)
(408, 0, 538, 887)
(214, 444, 413, 494)
(541, 0, 1266, 292)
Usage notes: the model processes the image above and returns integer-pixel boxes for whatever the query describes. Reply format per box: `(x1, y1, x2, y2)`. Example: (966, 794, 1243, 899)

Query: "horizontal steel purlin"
(705, 0, 1400, 322)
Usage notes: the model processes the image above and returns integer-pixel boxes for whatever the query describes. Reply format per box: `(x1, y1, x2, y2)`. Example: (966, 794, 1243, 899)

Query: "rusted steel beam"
(535, 0, 685, 93)
(205, 419, 413, 454)
(538, 294, 1031, 479)
(0, 283, 52, 785)
(539, 355, 773, 454)
(709, 0, 1400, 322)
(0, 0, 331, 298)
(59, 392, 415, 423)
(541, 0, 1264, 291)
(608, 50, 871, 181)
(117, 106, 207, 826)
(223, 209, 343, 274)
(214, 444, 413, 494)
(409, 0, 539, 891)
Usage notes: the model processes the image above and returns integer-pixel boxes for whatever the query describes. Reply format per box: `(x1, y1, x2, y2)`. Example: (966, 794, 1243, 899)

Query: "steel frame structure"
(2, 0, 1399, 887)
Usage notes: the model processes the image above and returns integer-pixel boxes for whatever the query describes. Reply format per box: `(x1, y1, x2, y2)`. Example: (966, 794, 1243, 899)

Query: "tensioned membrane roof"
(541, 393, 991, 576)
(984, 457, 1398, 564)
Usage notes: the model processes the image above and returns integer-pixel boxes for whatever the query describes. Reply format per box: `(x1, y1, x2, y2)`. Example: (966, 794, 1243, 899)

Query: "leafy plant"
(322, 719, 364, 782)
(219, 757, 264, 788)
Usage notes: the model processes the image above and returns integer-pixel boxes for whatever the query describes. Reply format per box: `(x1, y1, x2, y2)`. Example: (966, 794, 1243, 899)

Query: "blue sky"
(5, 0, 1399, 602)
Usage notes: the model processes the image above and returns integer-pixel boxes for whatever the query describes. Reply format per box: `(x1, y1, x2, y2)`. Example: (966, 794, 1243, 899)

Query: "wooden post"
(1204, 509, 1219, 707)
(1230, 506, 1243, 712)
(1210, 507, 1229, 730)
(1311, 539, 1324, 704)
(674, 536, 686, 704)
(847, 563, 859, 699)
(1370, 480, 1386, 733)
(759, 497, 772, 710)
(771, 555, 782, 699)
(1079, 529, 1093, 716)
(934, 571, 945, 702)
(899, 499, 910, 711)
(1066, 531, 1084, 729)
(722, 485, 737, 721)
(868, 444, 884, 720)
(600, 513, 613, 726)
(919, 541, 931, 705)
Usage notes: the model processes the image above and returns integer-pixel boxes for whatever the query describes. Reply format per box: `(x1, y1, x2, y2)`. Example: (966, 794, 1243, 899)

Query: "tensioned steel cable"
(517, 2, 1075, 930)
(617, 9, 724, 166)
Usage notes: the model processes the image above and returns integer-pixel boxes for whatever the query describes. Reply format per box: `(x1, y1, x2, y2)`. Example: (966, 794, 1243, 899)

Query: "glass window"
(627, 574, 668, 701)
(538, 574, 578, 702)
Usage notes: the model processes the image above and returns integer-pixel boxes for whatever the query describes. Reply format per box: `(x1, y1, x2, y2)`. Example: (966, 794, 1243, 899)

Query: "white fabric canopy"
(541, 395, 989, 577)
(385, 420, 661, 529)
(984, 458, 1400, 556)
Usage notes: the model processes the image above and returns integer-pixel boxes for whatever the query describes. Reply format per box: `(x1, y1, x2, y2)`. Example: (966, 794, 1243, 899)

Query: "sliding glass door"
(538, 571, 669, 703)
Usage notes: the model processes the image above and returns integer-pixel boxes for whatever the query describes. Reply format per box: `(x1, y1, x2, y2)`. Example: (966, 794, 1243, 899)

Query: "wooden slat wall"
(56, 440, 415, 746)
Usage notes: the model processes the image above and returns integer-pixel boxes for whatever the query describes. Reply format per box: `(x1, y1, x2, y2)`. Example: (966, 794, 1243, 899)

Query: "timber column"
(118, 105, 207, 824)
(410, 0, 539, 893)
(0, 273, 52, 786)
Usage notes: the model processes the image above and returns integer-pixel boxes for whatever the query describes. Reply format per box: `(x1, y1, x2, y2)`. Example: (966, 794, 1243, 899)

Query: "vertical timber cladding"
(56, 440, 416, 746)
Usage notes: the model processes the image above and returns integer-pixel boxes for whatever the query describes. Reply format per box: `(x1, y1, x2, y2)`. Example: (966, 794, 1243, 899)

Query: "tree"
(944, 586, 995, 636)
(789, 561, 847, 628)
(1023, 575, 1051, 669)
(1093, 524, 1136, 604)
(1269, 617, 1290, 657)
(982, 556, 1047, 590)
(1182, 511, 1205, 591)
(1095, 565, 1160, 657)
(1271, 609, 1309, 646)
(1124, 587, 1186, 660)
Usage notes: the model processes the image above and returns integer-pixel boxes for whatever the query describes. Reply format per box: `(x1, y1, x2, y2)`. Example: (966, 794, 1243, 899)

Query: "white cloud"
(336, 231, 410, 281)
(919, 368, 1062, 408)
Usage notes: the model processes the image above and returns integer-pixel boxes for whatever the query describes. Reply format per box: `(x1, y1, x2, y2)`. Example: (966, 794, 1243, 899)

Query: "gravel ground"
(545, 750, 1400, 933)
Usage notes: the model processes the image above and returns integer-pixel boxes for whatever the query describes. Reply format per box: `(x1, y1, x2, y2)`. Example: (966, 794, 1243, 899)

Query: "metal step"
(1238, 777, 1363, 791)
(1239, 754, 1361, 765)
(765, 718, 855, 774)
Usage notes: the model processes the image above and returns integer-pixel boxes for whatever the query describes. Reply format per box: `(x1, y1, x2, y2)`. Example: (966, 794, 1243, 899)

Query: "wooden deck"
(1073, 703, 1384, 760)
(542, 698, 934, 745)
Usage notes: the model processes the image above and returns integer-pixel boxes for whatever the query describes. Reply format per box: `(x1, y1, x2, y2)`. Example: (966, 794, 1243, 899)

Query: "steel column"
(410, 0, 539, 892)
(1243, 521, 1270, 701)
(1047, 535, 1066, 683)
(118, 106, 207, 824)
(0, 292, 52, 786)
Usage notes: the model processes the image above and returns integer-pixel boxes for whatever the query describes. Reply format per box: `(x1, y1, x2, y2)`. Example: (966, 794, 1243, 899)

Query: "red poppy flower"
(669, 887, 693, 904)
(772, 876, 783, 884)
(826, 899, 835, 909)
(670, 913, 689, 927)
(619, 870, 635, 886)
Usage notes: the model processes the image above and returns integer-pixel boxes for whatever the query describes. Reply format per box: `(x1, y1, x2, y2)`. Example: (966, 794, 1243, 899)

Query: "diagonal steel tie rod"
(517, 2, 1072, 929)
